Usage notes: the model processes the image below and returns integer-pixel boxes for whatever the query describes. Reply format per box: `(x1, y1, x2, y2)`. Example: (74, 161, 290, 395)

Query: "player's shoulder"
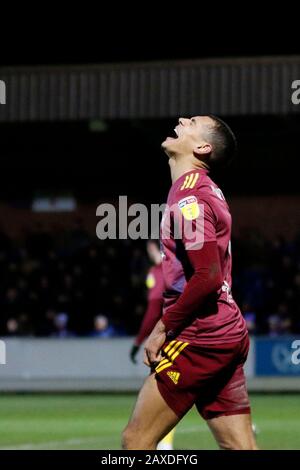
(175, 170, 213, 201)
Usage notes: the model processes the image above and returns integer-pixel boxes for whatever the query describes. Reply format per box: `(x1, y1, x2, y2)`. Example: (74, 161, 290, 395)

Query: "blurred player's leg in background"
(156, 428, 175, 450)
(207, 413, 258, 450)
(122, 374, 180, 450)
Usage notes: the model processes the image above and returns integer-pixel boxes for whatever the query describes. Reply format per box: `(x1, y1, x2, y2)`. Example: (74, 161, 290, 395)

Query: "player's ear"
(193, 143, 212, 158)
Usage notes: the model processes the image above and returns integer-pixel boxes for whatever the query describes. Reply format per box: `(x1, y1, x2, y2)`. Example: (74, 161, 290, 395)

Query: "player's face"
(161, 116, 212, 157)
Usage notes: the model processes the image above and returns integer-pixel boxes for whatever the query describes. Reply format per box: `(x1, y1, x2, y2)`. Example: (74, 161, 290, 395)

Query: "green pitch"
(0, 393, 298, 450)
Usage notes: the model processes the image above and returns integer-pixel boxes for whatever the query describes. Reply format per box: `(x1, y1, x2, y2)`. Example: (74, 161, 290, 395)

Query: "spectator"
(0, 224, 298, 337)
(52, 313, 74, 338)
(90, 315, 117, 338)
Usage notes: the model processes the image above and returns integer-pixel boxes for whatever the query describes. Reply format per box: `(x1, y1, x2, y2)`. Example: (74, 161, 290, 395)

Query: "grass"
(0, 393, 298, 449)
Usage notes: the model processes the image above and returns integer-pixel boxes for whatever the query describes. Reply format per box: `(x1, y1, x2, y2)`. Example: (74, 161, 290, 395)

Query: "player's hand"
(143, 319, 166, 367)
(130, 344, 140, 364)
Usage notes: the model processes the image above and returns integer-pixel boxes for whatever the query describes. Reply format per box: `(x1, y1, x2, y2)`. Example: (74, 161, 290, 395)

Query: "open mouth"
(165, 128, 179, 141)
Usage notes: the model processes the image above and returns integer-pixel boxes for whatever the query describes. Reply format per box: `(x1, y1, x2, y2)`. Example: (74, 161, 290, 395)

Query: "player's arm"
(160, 194, 222, 335)
(160, 241, 222, 336)
(144, 195, 222, 366)
(130, 298, 163, 363)
(135, 298, 163, 347)
(143, 242, 222, 366)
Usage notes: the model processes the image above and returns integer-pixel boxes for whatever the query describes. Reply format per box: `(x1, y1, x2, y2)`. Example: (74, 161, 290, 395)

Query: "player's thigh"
(207, 413, 258, 450)
(196, 356, 257, 449)
(123, 372, 180, 448)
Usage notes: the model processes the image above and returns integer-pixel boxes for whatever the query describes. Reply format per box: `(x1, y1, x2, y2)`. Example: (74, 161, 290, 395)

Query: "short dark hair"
(206, 115, 237, 169)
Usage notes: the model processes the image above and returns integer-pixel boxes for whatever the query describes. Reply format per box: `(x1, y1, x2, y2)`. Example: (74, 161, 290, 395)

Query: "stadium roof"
(0, 56, 300, 122)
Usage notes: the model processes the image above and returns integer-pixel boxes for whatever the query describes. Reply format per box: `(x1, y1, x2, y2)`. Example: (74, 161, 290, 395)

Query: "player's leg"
(199, 362, 258, 450)
(157, 428, 175, 450)
(122, 373, 180, 450)
(196, 335, 258, 450)
(207, 413, 258, 450)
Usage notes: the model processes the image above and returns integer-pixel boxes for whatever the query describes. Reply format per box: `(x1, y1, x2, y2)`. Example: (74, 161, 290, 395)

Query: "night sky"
(1, 17, 299, 67)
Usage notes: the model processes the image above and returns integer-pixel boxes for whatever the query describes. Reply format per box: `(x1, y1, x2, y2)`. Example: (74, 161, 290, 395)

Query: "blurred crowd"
(0, 221, 299, 338)
(232, 229, 300, 336)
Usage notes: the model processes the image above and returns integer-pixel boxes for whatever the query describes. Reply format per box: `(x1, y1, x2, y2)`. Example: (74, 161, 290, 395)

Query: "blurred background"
(0, 34, 300, 449)
(0, 116, 300, 338)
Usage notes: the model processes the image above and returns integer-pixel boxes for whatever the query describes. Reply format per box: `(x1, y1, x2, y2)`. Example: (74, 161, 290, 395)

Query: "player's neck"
(169, 156, 208, 184)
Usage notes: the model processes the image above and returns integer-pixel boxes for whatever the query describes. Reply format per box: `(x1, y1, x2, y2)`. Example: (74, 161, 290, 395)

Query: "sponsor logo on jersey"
(221, 280, 234, 303)
(178, 195, 199, 221)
